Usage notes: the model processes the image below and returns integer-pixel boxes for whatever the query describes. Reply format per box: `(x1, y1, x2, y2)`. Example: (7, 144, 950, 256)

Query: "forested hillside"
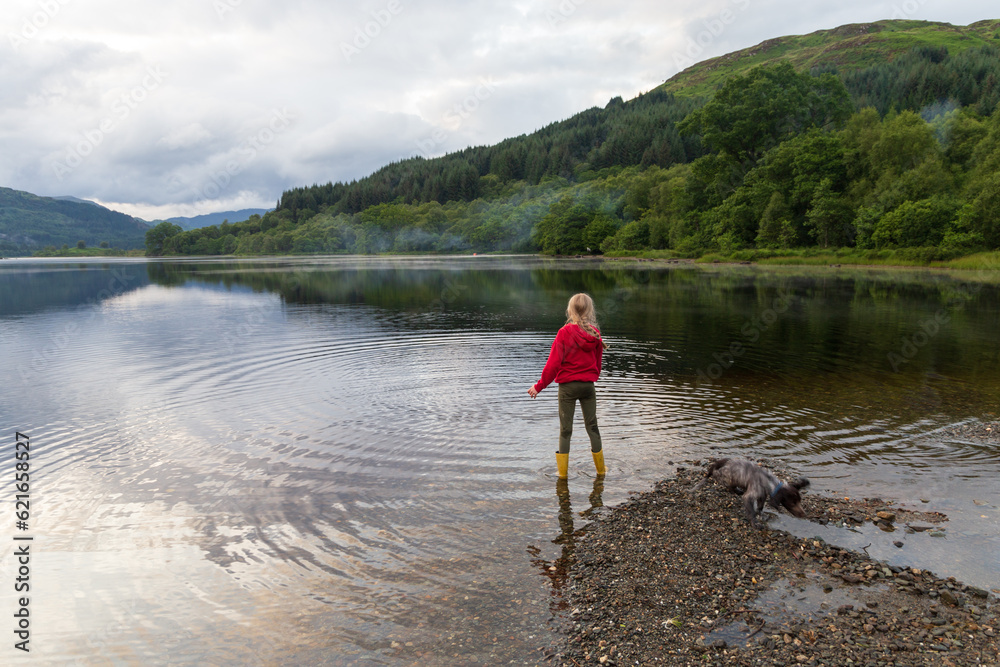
(148, 19, 1000, 260)
(278, 90, 704, 218)
(1, 188, 148, 256)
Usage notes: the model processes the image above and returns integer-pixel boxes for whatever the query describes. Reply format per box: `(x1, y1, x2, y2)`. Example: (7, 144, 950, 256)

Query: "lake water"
(1, 256, 998, 665)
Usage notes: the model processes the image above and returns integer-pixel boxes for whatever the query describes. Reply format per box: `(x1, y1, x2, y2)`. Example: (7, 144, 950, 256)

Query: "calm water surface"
(1, 256, 998, 665)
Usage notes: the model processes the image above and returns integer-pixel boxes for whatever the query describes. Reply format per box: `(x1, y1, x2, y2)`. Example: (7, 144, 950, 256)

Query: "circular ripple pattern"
(2, 257, 999, 664)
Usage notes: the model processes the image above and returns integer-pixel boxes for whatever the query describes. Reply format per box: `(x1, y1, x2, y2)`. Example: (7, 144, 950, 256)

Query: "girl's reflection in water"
(527, 476, 604, 612)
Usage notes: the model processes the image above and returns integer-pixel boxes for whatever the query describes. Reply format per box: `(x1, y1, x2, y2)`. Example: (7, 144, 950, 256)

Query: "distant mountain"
(0, 187, 150, 256)
(166, 209, 271, 230)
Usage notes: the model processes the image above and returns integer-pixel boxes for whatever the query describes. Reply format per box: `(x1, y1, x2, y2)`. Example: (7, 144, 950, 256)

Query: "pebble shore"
(550, 460, 999, 666)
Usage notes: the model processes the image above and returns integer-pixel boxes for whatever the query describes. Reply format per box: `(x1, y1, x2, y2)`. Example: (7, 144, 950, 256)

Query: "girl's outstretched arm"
(533, 328, 567, 394)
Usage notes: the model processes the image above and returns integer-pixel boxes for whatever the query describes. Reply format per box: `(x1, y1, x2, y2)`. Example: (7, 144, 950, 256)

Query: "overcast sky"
(0, 0, 995, 220)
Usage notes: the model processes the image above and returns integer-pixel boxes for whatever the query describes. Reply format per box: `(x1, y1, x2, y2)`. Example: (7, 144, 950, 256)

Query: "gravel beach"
(941, 421, 1000, 444)
(550, 459, 999, 666)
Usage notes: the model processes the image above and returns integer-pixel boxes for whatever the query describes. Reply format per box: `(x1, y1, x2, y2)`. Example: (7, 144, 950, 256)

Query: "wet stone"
(940, 590, 959, 606)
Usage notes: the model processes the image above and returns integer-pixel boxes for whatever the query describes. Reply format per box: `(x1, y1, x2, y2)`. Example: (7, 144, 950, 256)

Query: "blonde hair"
(566, 293, 607, 349)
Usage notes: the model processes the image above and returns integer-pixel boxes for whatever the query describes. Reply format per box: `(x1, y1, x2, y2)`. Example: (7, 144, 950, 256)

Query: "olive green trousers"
(557, 381, 602, 454)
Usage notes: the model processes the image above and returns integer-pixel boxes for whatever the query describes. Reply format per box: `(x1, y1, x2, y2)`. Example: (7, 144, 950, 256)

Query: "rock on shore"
(552, 461, 998, 666)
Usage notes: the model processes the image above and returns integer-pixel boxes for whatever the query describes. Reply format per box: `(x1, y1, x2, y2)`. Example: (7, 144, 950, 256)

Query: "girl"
(528, 293, 608, 479)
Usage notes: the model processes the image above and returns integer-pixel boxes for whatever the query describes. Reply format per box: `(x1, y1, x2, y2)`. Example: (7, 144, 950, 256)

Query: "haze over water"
(1, 256, 998, 664)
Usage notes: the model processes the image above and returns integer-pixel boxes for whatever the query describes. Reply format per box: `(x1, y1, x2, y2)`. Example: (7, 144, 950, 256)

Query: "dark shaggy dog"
(692, 458, 810, 529)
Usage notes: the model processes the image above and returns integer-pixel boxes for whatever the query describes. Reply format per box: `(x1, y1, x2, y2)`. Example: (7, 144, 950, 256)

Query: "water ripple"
(3, 259, 999, 664)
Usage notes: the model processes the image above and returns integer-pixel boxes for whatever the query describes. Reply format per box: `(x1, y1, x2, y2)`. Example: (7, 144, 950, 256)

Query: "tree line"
(147, 44, 1000, 258)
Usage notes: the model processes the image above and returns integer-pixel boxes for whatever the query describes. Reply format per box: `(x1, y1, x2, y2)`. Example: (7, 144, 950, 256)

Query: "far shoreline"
(12, 249, 1000, 276)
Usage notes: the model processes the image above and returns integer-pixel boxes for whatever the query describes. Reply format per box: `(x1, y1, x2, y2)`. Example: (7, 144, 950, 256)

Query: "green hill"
(659, 19, 1000, 97)
(148, 19, 1000, 261)
(265, 20, 1000, 221)
(0, 188, 150, 256)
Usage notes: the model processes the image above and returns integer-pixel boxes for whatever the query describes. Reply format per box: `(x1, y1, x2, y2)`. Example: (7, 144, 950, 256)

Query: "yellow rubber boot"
(556, 452, 569, 479)
(592, 449, 607, 476)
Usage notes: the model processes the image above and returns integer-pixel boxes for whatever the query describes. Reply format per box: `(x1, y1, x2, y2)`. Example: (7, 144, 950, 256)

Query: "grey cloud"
(1, 0, 996, 217)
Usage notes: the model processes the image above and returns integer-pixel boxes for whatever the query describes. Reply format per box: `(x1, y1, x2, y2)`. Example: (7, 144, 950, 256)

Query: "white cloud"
(0, 0, 996, 218)
(157, 123, 212, 151)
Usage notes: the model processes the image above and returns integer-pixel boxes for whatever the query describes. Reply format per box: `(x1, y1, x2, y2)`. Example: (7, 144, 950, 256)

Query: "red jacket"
(533, 323, 604, 392)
